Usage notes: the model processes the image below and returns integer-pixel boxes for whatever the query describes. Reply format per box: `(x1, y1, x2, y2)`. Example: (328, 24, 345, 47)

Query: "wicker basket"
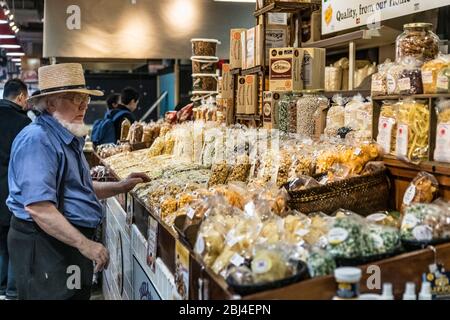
(287, 169, 391, 216)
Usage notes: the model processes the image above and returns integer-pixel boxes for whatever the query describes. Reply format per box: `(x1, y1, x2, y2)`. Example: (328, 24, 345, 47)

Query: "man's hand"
(78, 239, 110, 272)
(120, 172, 151, 193)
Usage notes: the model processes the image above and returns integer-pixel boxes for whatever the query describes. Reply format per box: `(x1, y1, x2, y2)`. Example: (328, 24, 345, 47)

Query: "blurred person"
(25, 90, 42, 121)
(0, 78, 30, 300)
(106, 93, 121, 111)
(111, 86, 140, 141)
(6, 63, 150, 300)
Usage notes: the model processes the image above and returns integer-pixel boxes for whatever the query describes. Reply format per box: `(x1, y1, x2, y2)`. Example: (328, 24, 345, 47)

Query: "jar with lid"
(278, 92, 301, 134)
(396, 23, 440, 62)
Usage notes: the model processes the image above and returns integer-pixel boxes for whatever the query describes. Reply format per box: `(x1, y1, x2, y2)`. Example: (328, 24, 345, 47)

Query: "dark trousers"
(0, 225, 16, 298)
(8, 216, 96, 300)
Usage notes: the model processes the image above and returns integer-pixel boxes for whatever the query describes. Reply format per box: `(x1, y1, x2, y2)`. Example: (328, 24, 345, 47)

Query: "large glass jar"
(396, 23, 440, 62)
(278, 92, 301, 134)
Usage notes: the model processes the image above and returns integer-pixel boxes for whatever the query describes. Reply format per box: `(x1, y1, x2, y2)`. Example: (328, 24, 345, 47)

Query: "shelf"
(372, 93, 450, 101)
(383, 155, 450, 177)
(241, 65, 265, 76)
(230, 68, 241, 76)
(323, 90, 371, 98)
(254, 0, 320, 17)
(235, 114, 262, 121)
(306, 26, 401, 55)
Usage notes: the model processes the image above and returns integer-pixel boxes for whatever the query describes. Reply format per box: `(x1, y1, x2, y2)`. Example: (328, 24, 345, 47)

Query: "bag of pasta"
(377, 101, 397, 155)
(395, 99, 429, 162)
(400, 171, 439, 216)
(434, 99, 450, 163)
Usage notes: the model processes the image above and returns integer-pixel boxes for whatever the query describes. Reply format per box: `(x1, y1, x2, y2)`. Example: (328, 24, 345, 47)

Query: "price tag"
(403, 185, 416, 206)
(147, 216, 158, 272)
(387, 74, 397, 94)
(295, 228, 310, 237)
(402, 213, 419, 229)
(354, 148, 362, 156)
(230, 253, 245, 267)
(252, 257, 272, 274)
(377, 117, 395, 154)
(398, 77, 411, 92)
(413, 225, 433, 241)
(422, 70, 433, 84)
(327, 227, 349, 245)
(195, 236, 205, 255)
(437, 75, 449, 90)
(367, 213, 388, 223)
(371, 79, 384, 93)
(187, 207, 195, 220)
(396, 124, 409, 157)
(434, 124, 450, 162)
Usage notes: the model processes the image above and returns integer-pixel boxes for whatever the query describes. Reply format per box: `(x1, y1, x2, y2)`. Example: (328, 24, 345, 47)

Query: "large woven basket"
(287, 169, 390, 216)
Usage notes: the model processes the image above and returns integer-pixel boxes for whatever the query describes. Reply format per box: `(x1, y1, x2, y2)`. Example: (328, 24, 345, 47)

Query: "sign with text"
(322, 0, 450, 35)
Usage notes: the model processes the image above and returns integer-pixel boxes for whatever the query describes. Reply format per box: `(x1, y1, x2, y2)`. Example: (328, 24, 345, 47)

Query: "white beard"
(53, 114, 89, 137)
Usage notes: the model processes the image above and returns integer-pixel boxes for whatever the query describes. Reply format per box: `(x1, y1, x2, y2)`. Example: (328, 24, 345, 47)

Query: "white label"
(437, 75, 449, 90)
(195, 236, 205, 254)
(367, 213, 388, 223)
(354, 148, 362, 156)
(371, 79, 384, 93)
(268, 13, 287, 25)
(396, 124, 409, 157)
(244, 202, 256, 218)
(403, 185, 416, 206)
(230, 253, 245, 267)
(371, 234, 385, 249)
(434, 123, 450, 162)
(295, 228, 310, 237)
(402, 213, 419, 229)
(413, 225, 433, 241)
(317, 235, 329, 248)
(327, 227, 349, 245)
(319, 177, 329, 185)
(398, 77, 411, 92)
(252, 257, 272, 274)
(422, 71, 433, 84)
(377, 117, 395, 154)
(187, 207, 195, 220)
(386, 74, 397, 94)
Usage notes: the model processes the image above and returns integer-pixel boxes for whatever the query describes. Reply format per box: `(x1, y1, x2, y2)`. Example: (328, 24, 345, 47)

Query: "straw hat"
(29, 63, 104, 101)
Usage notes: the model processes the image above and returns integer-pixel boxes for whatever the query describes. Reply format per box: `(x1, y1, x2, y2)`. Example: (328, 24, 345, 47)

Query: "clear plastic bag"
(401, 171, 439, 216)
(207, 161, 231, 187)
(371, 60, 393, 96)
(422, 56, 448, 94)
(306, 247, 336, 278)
(434, 99, 450, 163)
(324, 95, 346, 137)
(377, 101, 397, 155)
(326, 212, 365, 259)
(398, 57, 423, 95)
(386, 62, 404, 95)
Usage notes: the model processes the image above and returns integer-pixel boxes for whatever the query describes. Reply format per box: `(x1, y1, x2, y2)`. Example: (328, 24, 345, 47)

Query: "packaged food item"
(278, 92, 301, 133)
(250, 244, 295, 283)
(269, 47, 304, 92)
(344, 94, 372, 132)
(396, 23, 439, 62)
(307, 247, 336, 278)
(366, 212, 399, 228)
(363, 223, 401, 257)
(148, 136, 165, 158)
(371, 60, 392, 96)
(326, 213, 365, 259)
(401, 171, 439, 215)
(160, 196, 178, 220)
(395, 99, 429, 162)
(207, 161, 230, 187)
(434, 99, 450, 162)
(386, 63, 404, 95)
(334, 267, 362, 299)
(325, 65, 342, 91)
(377, 101, 397, 155)
(191, 56, 218, 74)
(282, 213, 312, 245)
(120, 119, 131, 141)
(194, 215, 227, 267)
(275, 149, 293, 187)
(304, 212, 333, 247)
(421, 56, 448, 94)
(400, 203, 450, 243)
(287, 175, 320, 191)
(226, 155, 251, 183)
(192, 74, 218, 91)
(437, 63, 450, 93)
(191, 38, 220, 56)
(295, 92, 326, 138)
(398, 57, 423, 95)
(324, 95, 345, 137)
(129, 122, 144, 144)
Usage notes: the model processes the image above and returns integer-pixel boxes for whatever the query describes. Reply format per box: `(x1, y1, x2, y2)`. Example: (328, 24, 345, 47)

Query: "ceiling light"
(4, 9, 9, 15)
(0, 44, 20, 48)
(11, 58, 20, 62)
(11, 25, 17, 31)
(8, 14, 13, 20)
(9, 21, 13, 27)
(0, 34, 14, 38)
(14, 27, 18, 33)
(6, 52, 24, 56)
(0, 19, 6, 24)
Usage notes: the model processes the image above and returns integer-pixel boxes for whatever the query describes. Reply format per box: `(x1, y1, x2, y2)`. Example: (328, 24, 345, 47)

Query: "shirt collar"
(0, 99, 26, 114)
(38, 112, 76, 145)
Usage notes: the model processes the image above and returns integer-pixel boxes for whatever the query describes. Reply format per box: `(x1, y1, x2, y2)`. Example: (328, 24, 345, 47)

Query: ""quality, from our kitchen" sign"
(322, 0, 450, 35)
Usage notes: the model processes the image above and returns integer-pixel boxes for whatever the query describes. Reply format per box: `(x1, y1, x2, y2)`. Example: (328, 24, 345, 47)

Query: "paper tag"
(252, 257, 272, 274)
(244, 202, 256, 218)
(422, 70, 433, 84)
(377, 117, 395, 154)
(437, 75, 449, 90)
(268, 12, 287, 25)
(319, 177, 329, 185)
(402, 213, 419, 229)
(435, 123, 450, 162)
(147, 216, 158, 271)
(327, 227, 349, 245)
(371, 234, 385, 249)
(354, 148, 362, 156)
(187, 207, 195, 220)
(230, 253, 245, 267)
(371, 79, 384, 93)
(398, 77, 411, 92)
(403, 185, 416, 205)
(296, 228, 310, 237)
(396, 124, 409, 157)
(413, 225, 433, 241)
(386, 74, 397, 94)
(367, 213, 388, 223)
(195, 236, 205, 254)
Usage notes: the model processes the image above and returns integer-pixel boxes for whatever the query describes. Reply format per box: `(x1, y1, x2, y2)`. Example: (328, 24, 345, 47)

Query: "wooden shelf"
(306, 26, 401, 55)
(241, 65, 265, 76)
(383, 155, 450, 177)
(254, 1, 320, 17)
(235, 114, 262, 121)
(323, 90, 370, 98)
(230, 68, 241, 76)
(372, 93, 450, 101)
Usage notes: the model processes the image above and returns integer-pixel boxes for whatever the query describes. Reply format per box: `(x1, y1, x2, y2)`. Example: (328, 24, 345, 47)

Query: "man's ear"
(46, 96, 58, 112)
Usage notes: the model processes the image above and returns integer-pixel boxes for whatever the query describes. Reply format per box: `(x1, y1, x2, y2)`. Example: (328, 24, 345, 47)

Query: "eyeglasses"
(60, 94, 91, 107)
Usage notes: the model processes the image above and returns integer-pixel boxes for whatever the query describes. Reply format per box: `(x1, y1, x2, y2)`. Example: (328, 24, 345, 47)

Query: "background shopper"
(111, 87, 139, 141)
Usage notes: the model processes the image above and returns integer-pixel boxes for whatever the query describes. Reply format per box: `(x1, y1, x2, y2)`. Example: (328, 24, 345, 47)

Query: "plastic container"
(191, 38, 221, 56)
(191, 56, 219, 74)
(381, 283, 394, 300)
(403, 282, 417, 300)
(334, 267, 362, 299)
(192, 74, 218, 91)
(419, 281, 432, 300)
(396, 23, 440, 62)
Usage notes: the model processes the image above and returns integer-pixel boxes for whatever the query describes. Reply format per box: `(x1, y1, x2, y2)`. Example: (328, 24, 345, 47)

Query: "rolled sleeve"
(9, 133, 59, 208)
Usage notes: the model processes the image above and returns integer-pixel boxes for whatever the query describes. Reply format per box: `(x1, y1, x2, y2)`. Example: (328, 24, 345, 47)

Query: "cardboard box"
(245, 75, 258, 115)
(245, 26, 264, 69)
(240, 30, 247, 70)
(265, 25, 289, 65)
(236, 76, 246, 114)
(267, 13, 288, 25)
(221, 64, 234, 99)
(230, 29, 247, 69)
(301, 48, 325, 90)
(262, 91, 286, 130)
(269, 47, 304, 92)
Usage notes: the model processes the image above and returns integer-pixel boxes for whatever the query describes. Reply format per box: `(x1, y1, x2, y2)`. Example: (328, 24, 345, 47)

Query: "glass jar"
(396, 23, 440, 62)
(278, 92, 301, 134)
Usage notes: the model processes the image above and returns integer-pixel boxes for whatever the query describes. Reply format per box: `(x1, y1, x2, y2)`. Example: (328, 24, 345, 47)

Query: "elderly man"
(7, 63, 149, 300)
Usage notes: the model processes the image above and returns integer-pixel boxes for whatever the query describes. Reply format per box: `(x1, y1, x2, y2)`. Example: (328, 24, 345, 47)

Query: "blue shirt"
(7, 112, 103, 228)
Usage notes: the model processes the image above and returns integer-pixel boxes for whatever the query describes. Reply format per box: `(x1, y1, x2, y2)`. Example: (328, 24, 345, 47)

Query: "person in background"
(111, 87, 139, 141)
(106, 93, 121, 111)
(7, 63, 150, 299)
(25, 90, 41, 122)
(0, 79, 30, 300)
